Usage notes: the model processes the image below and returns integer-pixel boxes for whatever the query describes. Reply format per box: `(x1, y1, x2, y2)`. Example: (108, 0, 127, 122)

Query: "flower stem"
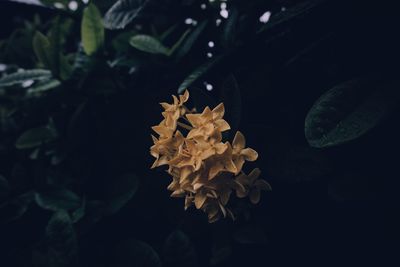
(177, 121, 193, 130)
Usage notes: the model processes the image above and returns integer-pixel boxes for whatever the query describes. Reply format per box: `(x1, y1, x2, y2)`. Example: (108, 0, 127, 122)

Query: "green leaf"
(104, 173, 139, 215)
(82, 3, 105, 56)
(173, 20, 208, 59)
(104, 0, 148, 30)
(0, 69, 51, 87)
(35, 188, 81, 211)
(220, 75, 241, 134)
(221, 7, 238, 48)
(33, 30, 72, 80)
(163, 230, 198, 267)
(16, 126, 57, 149)
(27, 79, 61, 94)
(46, 210, 78, 267)
(33, 31, 54, 70)
(113, 239, 161, 267)
(305, 77, 400, 148)
(130, 34, 170, 55)
(258, 0, 327, 34)
(178, 56, 222, 93)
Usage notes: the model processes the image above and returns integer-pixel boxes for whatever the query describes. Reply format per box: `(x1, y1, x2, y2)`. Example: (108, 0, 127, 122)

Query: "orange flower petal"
(241, 148, 258, 161)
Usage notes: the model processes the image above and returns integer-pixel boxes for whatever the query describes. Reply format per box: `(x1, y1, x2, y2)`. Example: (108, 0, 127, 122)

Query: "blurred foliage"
(1, 0, 400, 266)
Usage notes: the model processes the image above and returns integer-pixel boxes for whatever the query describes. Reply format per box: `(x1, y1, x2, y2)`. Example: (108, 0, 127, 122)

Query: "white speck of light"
(54, 2, 65, 9)
(216, 19, 222, 26)
(0, 64, 6, 72)
(68, 1, 78, 11)
(192, 20, 198, 26)
(220, 9, 229, 19)
(208, 41, 215, 48)
(22, 80, 34, 88)
(185, 18, 193, 24)
(201, 3, 207, 10)
(259, 11, 272, 23)
(205, 83, 213, 91)
(82, 0, 89, 4)
(281, 7, 287, 11)
(207, 52, 213, 58)
(220, 2, 227, 9)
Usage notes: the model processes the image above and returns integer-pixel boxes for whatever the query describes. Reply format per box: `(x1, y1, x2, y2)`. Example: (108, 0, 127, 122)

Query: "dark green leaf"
(221, 7, 238, 48)
(163, 230, 198, 267)
(0, 69, 51, 87)
(35, 188, 81, 211)
(174, 20, 208, 59)
(130, 34, 170, 55)
(113, 239, 161, 267)
(104, 173, 139, 215)
(82, 3, 105, 56)
(33, 31, 54, 71)
(27, 79, 61, 94)
(178, 56, 222, 93)
(16, 126, 57, 149)
(46, 210, 78, 267)
(305, 77, 400, 148)
(104, 0, 148, 30)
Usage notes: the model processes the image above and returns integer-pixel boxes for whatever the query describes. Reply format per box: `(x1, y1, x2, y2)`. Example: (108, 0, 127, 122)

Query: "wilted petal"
(241, 148, 258, 161)
(249, 188, 261, 204)
(248, 168, 261, 184)
(220, 189, 232, 205)
(255, 179, 272, 191)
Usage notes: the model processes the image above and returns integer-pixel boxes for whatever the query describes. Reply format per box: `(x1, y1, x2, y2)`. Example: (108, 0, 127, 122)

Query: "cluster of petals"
(150, 90, 271, 222)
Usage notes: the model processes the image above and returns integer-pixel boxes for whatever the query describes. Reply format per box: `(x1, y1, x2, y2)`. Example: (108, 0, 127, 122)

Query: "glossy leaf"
(177, 56, 221, 93)
(130, 34, 170, 55)
(82, 3, 105, 56)
(0, 69, 51, 87)
(174, 20, 208, 59)
(46, 210, 79, 267)
(305, 77, 400, 148)
(16, 126, 57, 149)
(35, 188, 81, 211)
(104, 0, 148, 30)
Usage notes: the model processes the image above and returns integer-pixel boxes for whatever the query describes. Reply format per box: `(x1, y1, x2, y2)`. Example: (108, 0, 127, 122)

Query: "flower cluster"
(150, 90, 271, 222)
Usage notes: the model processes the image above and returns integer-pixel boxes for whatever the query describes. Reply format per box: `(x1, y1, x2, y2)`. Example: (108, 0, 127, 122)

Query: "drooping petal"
(241, 148, 258, 161)
(255, 179, 272, 191)
(194, 192, 207, 209)
(249, 188, 261, 204)
(248, 168, 261, 184)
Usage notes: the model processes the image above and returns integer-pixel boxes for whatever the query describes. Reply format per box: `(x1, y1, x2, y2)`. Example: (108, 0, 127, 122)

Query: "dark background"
(1, 0, 400, 266)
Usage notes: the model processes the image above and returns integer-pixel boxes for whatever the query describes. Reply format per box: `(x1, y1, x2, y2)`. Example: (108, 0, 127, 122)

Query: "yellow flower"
(160, 90, 189, 129)
(150, 130, 184, 168)
(235, 168, 271, 204)
(232, 131, 258, 174)
(186, 103, 230, 140)
(150, 90, 270, 223)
